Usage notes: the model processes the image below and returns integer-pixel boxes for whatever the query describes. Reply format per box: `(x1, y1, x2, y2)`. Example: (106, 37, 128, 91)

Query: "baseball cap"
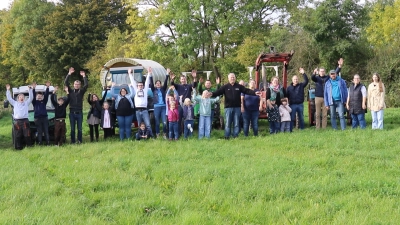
(329, 70, 336, 74)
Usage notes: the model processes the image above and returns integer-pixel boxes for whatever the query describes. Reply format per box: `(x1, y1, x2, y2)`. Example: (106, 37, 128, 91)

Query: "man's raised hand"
(68, 67, 75, 75)
(80, 71, 86, 77)
(338, 58, 344, 67)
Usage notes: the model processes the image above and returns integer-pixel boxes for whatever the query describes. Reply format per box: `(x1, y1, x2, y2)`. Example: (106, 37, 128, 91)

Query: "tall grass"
(0, 108, 400, 224)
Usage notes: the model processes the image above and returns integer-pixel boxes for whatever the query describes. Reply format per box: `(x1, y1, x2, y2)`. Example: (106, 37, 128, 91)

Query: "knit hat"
(270, 97, 276, 101)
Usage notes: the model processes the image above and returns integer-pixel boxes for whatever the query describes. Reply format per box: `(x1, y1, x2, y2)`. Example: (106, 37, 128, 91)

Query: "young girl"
(182, 98, 194, 138)
(87, 93, 105, 142)
(279, 98, 292, 132)
(167, 100, 179, 141)
(266, 97, 280, 134)
(192, 90, 219, 139)
(100, 101, 114, 140)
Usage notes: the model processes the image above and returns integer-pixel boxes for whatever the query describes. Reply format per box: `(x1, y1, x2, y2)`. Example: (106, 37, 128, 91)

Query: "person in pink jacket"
(279, 98, 292, 132)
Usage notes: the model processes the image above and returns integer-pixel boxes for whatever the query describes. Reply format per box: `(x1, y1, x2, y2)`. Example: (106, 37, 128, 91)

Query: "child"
(136, 122, 151, 140)
(165, 86, 179, 139)
(51, 86, 70, 146)
(192, 90, 219, 139)
(87, 93, 102, 142)
(279, 98, 292, 133)
(32, 82, 50, 145)
(167, 99, 179, 141)
(182, 98, 194, 138)
(6, 83, 34, 150)
(100, 101, 114, 140)
(266, 97, 280, 134)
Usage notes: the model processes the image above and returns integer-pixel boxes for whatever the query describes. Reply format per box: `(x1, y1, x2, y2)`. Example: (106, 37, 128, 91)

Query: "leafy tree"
(366, 0, 400, 106)
(299, 0, 370, 79)
(23, 0, 129, 86)
(367, 0, 400, 48)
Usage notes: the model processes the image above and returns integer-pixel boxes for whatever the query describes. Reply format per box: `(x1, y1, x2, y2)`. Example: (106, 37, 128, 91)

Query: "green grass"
(1, 106, 400, 224)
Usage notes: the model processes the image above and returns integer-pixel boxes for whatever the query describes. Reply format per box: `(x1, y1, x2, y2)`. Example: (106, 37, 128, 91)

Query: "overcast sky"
(0, 0, 12, 10)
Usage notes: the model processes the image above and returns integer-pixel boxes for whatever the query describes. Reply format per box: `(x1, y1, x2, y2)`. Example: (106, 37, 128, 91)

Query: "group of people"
(5, 60, 386, 149)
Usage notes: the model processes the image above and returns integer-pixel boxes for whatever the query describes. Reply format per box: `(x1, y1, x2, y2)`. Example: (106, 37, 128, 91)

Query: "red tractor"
(253, 50, 295, 119)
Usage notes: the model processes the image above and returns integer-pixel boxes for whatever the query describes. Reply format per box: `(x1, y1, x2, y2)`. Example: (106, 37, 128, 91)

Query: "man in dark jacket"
(210, 73, 261, 139)
(346, 74, 366, 129)
(64, 67, 88, 143)
(32, 81, 50, 145)
(286, 68, 309, 131)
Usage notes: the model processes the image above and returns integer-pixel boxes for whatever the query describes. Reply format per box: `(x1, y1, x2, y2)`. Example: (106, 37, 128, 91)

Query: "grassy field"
(0, 107, 400, 224)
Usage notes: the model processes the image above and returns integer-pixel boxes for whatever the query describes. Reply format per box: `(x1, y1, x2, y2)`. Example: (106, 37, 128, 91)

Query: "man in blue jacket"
(286, 68, 309, 131)
(324, 70, 348, 130)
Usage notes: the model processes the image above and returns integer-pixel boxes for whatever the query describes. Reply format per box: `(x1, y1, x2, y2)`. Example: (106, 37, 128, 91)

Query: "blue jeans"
(69, 112, 83, 143)
(154, 106, 166, 134)
(198, 115, 211, 139)
(136, 109, 153, 137)
(243, 110, 259, 136)
(329, 101, 346, 130)
(281, 121, 290, 132)
(224, 107, 241, 138)
(351, 113, 366, 129)
(290, 103, 304, 131)
(371, 110, 384, 129)
(184, 120, 194, 138)
(269, 121, 280, 134)
(117, 115, 134, 140)
(169, 121, 179, 139)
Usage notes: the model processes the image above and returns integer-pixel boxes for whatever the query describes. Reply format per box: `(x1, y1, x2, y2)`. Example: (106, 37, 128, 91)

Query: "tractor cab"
(253, 50, 295, 119)
(99, 58, 167, 128)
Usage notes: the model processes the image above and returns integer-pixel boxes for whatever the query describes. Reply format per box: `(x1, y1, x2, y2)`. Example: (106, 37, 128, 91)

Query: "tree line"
(1, 0, 400, 106)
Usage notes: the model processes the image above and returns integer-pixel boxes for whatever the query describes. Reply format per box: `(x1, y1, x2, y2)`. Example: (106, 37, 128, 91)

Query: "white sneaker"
(187, 124, 193, 133)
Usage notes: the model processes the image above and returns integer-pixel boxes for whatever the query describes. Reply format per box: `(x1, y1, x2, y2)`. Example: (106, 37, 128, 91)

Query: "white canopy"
(100, 58, 167, 87)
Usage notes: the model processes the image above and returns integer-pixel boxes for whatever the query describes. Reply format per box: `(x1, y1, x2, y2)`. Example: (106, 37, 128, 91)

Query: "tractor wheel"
(219, 116, 224, 130)
(149, 111, 155, 133)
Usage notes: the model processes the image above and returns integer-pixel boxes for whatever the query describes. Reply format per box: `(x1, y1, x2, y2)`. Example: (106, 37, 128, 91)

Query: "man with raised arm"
(286, 68, 309, 131)
(170, 70, 198, 135)
(311, 58, 343, 129)
(129, 67, 153, 137)
(64, 67, 88, 143)
(32, 81, 51, 145)
(210, 73, 261, 139)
